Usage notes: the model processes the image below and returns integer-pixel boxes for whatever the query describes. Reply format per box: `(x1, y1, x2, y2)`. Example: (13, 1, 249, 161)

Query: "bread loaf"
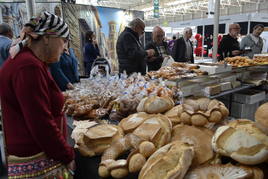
(75, 123, 123, 157)
(138, 141, 194, 179)
(255, 102, 268, 135)
(212, 120, 268, 165)
(137, 96, 175, 114)
(172, 124, 214, 166)
(184, 164, 252, 179)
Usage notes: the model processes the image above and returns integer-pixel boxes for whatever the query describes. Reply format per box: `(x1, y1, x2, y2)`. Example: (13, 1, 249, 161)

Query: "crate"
(231, 102, 260, 120)
(232, 89, 265, 104)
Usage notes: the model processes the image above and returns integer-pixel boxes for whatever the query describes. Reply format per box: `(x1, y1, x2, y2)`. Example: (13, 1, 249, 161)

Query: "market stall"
(64, 58, 268, 179)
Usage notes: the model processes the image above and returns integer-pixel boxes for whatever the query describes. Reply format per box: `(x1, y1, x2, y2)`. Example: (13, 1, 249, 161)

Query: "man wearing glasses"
(218, 24, 242, 61)
(116, 18, 155, 75)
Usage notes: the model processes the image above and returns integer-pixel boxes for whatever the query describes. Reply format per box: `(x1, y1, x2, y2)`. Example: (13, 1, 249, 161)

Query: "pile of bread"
(223, 56, 257, 67)
(253, 56, 268, 65)
(146, 62, 208, 80)
(63, 74, 174, 121)
(71, 96, 268, 179)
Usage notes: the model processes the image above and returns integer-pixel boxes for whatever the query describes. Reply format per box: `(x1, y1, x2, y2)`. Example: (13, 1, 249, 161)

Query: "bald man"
(145, 26, 170, 71)
(218, 24, 241, 60)
(116, 18, 155, 75)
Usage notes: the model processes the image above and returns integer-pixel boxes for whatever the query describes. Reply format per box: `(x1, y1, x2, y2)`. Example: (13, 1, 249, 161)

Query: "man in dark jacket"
(145, 26, 169, 71)
(218, 24, 241, 61)
(172, 27, 194, 63)
(116, 18, 155, 75)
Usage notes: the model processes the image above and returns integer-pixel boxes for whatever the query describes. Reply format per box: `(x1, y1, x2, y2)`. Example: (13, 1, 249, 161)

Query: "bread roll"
(139, 141, 156, 158)
(138, 141, 194, 179)
(191, 114, 208, 126)
(128, 153, 146, 173)
(164, 105, 182, 125)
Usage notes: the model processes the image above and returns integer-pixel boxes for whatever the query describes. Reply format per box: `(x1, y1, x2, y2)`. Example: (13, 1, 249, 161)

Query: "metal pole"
(212, 0, 220, 62)
(247, 21, 251, 34)
(26, 0, 36, 20)
(0, 7, 3, 24)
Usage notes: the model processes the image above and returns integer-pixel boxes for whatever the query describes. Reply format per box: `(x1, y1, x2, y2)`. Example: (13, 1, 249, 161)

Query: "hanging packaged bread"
(75, 123, 124, 157)
(138, 141, 194, 179)
(212, 119, 268, 165)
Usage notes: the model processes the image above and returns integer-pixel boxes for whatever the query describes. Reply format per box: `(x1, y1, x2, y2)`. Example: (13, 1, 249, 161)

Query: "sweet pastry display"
(138, 141, 194, 179)
(171, 124, 215, 166)
(72, 123, 124, 157)
(212, 119, 268, 165)
(254, 56, 268, 65)
(184, 164, 253, 179)
(165, 97, 229, 126)
(146, 62, 207, 80)
(222, 56, 257, 67)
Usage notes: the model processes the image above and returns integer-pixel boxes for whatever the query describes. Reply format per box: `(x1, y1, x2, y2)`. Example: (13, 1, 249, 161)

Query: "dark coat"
(49, 48, 80, 91)
(218, 34, 240, 61)
(145, 41, 169, 71)
(171, 37, 194, 63)
(116, 27, 147, 75)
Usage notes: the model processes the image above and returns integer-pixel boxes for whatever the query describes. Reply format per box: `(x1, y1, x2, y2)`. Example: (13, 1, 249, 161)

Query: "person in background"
(0, 12, 75, 178)
(83, 31, 100, 76)
(116, 18, 155, 75)
(0, 23, 13, 67)
(240, 24, 264, 59)
(50, 41, 80, 91)
(145, 26, 169, 71)
(168, 34, 176, 52)
(171, 27, 194, 63)
(218, 24, 241, 61)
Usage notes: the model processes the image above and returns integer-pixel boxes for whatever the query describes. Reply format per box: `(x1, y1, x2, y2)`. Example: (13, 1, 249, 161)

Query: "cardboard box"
(231, 102, 259, 120)
(232, 89, 265, 104)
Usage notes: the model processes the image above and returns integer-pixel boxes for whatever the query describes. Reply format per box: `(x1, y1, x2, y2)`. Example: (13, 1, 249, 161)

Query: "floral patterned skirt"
(8, 152, 73, 179)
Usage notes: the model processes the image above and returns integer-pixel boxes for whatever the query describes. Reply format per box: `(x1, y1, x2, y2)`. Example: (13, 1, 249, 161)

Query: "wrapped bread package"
(212, 119, 268, 165)
(138, 141, 194, 179)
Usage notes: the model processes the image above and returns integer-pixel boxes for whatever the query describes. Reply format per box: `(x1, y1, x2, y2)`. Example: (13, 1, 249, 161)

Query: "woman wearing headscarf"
(50, 41, 80, 91)
(0, 12, 75, 178)
(83, 31, 100, 76)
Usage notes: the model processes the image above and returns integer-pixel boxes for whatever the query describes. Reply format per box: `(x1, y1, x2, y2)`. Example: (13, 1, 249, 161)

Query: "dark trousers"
(84, 61, 92, 76)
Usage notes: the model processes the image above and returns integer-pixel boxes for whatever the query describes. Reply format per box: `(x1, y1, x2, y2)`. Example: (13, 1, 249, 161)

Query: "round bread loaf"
(255, 102, 268, 134)
(212, 120, 268, 165)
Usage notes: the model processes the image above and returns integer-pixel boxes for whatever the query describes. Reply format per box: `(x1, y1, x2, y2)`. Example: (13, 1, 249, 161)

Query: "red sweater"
(0, 48, 74, 164)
